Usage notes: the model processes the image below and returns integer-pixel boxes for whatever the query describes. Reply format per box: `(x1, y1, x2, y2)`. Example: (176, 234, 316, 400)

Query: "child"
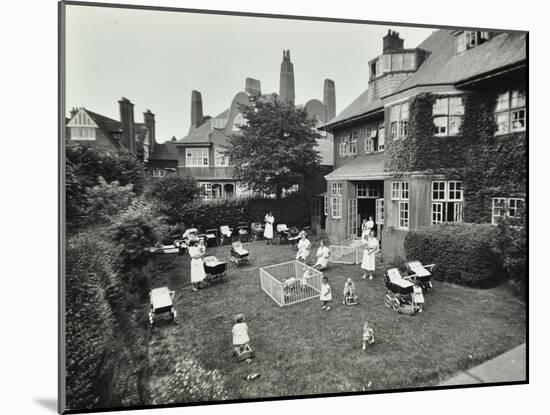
(320, 276, 332, 311)
(301, 266, 313, 288)
(232, 314, 250, 351)
(342, 278, 357, 305)
(362, 321, 375, 351)
(412, 285, 425, 313)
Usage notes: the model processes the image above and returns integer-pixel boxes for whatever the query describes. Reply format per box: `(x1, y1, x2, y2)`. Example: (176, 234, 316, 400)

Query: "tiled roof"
(390, 30, 527, 94)
(149, 141, 179, 161)
(325, 152, 387, 180)
(176, 108, 231, 145)
(324, 87, 382, 127)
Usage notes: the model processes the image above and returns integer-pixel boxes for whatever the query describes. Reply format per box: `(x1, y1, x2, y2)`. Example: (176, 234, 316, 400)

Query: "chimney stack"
(190, 90, 204, 131)
(245, 78, 262, 97)
(69, 107, 79, 120)
(279, 50, 295, 105)
(383, 29, 404, 53)
(143, 110, 156, 152)
(323, 79, 336, 122)
(118, 97, 136, 153)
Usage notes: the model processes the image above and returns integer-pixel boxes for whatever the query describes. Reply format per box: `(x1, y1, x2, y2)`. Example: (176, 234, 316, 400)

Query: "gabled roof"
(325, 152, 387, 181)
(83, 109, 123, 147)
(388, 30, 527, 95)
(176, 108, 231, 145)
(324, 87, 383, 128)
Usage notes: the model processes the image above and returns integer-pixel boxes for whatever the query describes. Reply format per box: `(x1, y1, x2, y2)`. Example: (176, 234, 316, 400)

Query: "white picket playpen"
(259, 260, 323, 307)
(329, 237, 365, 264)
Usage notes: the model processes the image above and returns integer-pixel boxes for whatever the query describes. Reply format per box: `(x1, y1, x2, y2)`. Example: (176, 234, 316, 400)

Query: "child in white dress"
(342, 278, 357, 304)
(362, 321, 375, 351)
(320, 276, 332, 311)
(232, 314, 250, 348)
(296, 233, 311, 262)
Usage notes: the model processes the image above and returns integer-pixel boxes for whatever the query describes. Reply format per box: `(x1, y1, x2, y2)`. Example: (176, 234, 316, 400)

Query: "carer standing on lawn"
(361, 230, 379, 280)
(264, 212, 274, 245)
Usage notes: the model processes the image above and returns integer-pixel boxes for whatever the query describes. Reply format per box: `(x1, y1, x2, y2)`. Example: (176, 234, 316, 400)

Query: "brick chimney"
(383, 29, 404, 52)
(69, 107, 79, 120)
(118, 97, 136, 153)
(190, 90, 204, 132)
(245, 78, 262, 97)
(143, 110, 156, 152)
(323, 79, 336, 121)
(279, 50, 295, 105)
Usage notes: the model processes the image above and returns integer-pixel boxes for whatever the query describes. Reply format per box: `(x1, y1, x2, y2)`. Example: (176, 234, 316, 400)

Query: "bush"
(404, 223, 501, 287)
(171, 192, 312, 230)
(84, 177, 136, 225)
(493, 213, 527, 299)
(145, 175, 200, 218)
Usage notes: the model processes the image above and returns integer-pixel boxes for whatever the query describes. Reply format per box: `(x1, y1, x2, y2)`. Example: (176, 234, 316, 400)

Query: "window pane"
(449, 116, 462, 136)
(434, 116, 448, 136)
(511, 91, 526, 108)
(432, 181, 446, 200)
(403, 53, 415, 70)
(495, 92, 510, 111)
(391, 182, 400, 200)
(448, 181, 463, 201)
(495, 112, 510, 134)
(433, 98, 448, 115)
(390, 105, 400, 122)
(449, 97, 464, 115)
(391, 54, 403, 71)
(511, 109, 526, 131)
(400, 181, 409, 200)
(456, 33, 466, 53)
(382, 54, 391, 72)
(399, 202, 409, 228)
(432, 203, 443, 224)
(401, 102, 409, 120)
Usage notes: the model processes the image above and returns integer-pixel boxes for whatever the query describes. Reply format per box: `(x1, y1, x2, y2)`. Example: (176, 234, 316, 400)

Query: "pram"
(230, 241, 250, 266)
(276, 224, 290, 244)
(204, 229, 219, 247)
(219, 225, 233, 245)
(288, 227, 302, 249)
(384, 268, 419, 313)
(203, 255, 228, 284)
(237, 222, 250, 242)
(149, 244, 179, 255)
(148, 287, 177, 326)
(406, 261, 435, 292)
(250, 222, 264, 242)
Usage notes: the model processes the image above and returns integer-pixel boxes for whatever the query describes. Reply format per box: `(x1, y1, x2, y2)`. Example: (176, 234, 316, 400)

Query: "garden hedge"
(170, 193, 312, 231)
(404, 223, 501, 287)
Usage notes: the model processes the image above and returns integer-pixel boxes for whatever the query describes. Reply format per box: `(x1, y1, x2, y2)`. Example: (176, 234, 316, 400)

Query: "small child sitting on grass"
(320, 276, 332, 311)
(232, 314, 251, 354)
(362, 321, 375, 351)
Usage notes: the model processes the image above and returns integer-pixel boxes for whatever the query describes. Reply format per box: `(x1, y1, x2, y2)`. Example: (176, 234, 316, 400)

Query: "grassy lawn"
(146, 238, 526, 401)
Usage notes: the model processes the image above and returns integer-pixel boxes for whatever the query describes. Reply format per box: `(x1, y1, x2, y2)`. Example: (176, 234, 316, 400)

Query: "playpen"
(329, 237, 364, 264)
(260, 260, 323, 307)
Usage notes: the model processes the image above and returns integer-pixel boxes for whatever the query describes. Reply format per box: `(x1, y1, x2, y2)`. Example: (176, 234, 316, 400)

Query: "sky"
(65, 5, 434, 142)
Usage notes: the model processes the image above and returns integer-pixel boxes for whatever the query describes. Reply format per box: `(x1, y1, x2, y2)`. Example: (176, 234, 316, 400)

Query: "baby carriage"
(219, 225, 233, 245)
(230, 241, 250, 266)
(204, 229, 219, 247)
(203, 255, 228, 284)
(250, 222, 264, 242)
(406, 261, 435, 292)
(276, 224, 290, 244)
(384, 268, 419, 313)
(237, 222, 250, 242)
(148, 287, 177, 326)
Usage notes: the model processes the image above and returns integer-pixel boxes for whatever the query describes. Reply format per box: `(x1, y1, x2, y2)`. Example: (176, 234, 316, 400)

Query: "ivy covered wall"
(384, 76, 526, 224)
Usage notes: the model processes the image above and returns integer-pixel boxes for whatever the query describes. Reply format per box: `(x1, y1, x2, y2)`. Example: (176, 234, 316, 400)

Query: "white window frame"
(331, 196, 342, 219)
(492, 197, 524, 224)
(232, 113, 247, 131)
(431, 181, 464, 224)
(494, 91, 526, 136)
(433, 96, 464, 137)
(198, 182, 213, 199)
(214, 147, 230, 167)
(331, 181, 343, 196)
(399, 201, 409, 229)
(186, 148, 209, 167)
(376, 198, 385, 223)
(390, 102, 409, 140)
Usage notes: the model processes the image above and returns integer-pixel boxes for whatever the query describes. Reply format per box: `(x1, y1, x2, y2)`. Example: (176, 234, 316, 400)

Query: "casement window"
(376, 198, 385, 223)
(186, 148, 209, 167)
(357, 183, 379, 198)
(232, 113, 247, 131)
(378, 124, 386, 151)
(151, 169, 166, 178)
(391, 53, 404, 71)
(456, 31, 491, 54)
(330, 181, 343, 218)
(431, 181, 463, 224)
(71, 126, 96, 141)
(377, 53, 416, 74)
(491, 197, 524, 224)
(494, 91, 526, 135)
(339, 133, 357, 156)
(391, 181, 410, 229)
(347, 198, 358, 238)
(433, 96, 464, 137)
(390, 102, 409, 140)
(364, 126, 383, 153)
(198, 182, 213, 199)
(214, 147, 230, 166)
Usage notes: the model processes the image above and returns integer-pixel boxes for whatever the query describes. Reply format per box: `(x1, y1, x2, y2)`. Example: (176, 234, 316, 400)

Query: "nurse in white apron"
(361, 230, 379, 280)
(189, 239, 206, 291)
(264, 212, 274, 245)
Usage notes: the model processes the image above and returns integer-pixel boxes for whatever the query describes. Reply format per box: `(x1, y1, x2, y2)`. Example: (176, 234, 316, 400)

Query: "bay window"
(391, 180, 410, 229)
(186, 148, 209, 167)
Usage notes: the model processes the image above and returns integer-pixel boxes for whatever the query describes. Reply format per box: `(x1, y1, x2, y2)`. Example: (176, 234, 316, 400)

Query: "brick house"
(66, 97, 178, 176)
(174, 50, 335, 202)
(321, 29, 527, 259)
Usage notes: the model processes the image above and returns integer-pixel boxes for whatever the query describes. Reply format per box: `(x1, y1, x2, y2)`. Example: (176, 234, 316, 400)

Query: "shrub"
(84, 177, 135, 225)
(493, 213, 527, 299)
(145, 175, 200, 219)
(404, 223, 501, 287)
(171, 192, 312, 230)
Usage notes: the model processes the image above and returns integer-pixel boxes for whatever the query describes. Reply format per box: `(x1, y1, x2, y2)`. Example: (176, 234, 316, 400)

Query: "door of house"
(347, 198, 357, 239)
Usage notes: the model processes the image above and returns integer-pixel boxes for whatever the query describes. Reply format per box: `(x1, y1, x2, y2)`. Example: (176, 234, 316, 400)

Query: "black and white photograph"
(58, 1, 527, 413)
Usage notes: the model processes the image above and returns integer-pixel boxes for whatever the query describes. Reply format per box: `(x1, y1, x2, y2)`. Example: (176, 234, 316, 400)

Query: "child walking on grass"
(320, 276, 332, 311)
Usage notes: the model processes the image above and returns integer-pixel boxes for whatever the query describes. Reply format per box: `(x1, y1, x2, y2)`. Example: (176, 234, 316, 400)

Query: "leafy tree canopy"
(224, 96, 322, 198)
(145, 174, 199, 221)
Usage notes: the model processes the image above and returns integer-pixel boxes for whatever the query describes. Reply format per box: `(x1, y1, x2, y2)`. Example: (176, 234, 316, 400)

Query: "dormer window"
(370, 52, 418, 79)
(232, 113, 248, 131)
(456, 31, 491, 54)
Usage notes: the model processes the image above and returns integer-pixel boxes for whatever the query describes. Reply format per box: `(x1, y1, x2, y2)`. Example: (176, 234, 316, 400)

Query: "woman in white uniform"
(361, 230, 379, 280)
(313, 240, 330, 270)
(296, 232, 311, 262)
(264, 212, 274, 244)
(189, 239, 206, 291)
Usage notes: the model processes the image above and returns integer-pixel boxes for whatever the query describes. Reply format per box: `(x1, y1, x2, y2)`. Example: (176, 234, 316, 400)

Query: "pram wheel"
(384, 294, 392, 308)
(391, 298, 400, 311)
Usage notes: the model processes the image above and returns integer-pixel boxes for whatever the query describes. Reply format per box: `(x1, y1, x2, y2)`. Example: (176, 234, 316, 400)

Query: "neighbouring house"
(66, 98, 179, 176)
(174, 50, 335, 205)
(321, 29, 527, 259)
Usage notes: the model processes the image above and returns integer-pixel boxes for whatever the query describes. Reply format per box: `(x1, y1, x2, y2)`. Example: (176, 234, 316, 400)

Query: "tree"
(145, 175, 199, 222)
(85, 177, 136, 225)
(224, 96, 321, 199)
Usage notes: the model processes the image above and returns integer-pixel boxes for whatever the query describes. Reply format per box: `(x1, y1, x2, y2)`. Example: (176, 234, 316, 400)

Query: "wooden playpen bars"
(328, 237, 364, 265)
(260, 260, 323, 307)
